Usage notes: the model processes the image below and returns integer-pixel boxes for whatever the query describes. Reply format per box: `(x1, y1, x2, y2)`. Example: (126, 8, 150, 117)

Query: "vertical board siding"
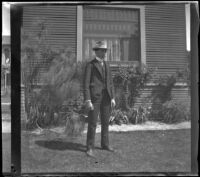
(145, 4, 187, 76)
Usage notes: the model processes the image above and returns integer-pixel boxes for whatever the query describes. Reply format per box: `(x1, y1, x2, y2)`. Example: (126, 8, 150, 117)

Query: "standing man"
(83, 41, 116, 157)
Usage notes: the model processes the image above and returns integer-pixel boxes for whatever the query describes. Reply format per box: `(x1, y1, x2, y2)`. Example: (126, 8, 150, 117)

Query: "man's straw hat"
(93, 41, 107, 50)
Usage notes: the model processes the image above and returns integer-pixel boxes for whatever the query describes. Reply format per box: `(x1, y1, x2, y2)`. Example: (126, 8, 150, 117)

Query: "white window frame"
(77, 5, 146, 64)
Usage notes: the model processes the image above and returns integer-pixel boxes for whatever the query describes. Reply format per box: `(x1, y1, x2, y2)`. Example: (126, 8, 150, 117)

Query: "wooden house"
(21, 3, 191, 118)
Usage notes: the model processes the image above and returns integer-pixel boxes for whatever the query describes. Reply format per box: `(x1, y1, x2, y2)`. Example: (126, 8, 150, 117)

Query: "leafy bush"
(127, 104, 152, 124)
(149, 100, 191, 124)
(113, 63, 154, 111)
(111, 63, 155, 125)
(112, 68, 190, 125)
(109, 109, 129, 125)
(148, 71, 191, 123)
(149, 73, 177, 122)
(109, 102, 151, 125)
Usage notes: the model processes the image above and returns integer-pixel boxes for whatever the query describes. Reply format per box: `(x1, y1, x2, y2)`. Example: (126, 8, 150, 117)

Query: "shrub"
(109, 102, 152, 125)
(126, 104, 151, 125)
(112, 69, 190, 125)
(152, 74, 177, 104)
(32, 54, 86, 129)
(22, 18, 87, 129)
(149, 71, 191, 124)
(149, 100, 191, 124)
(109, 109, 129, 125)
(113, 63, 154, 111)
(149, 73, 177, 122)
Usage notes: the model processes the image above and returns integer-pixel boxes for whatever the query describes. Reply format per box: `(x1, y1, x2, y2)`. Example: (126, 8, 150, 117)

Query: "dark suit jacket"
(83, 58, 115, 103)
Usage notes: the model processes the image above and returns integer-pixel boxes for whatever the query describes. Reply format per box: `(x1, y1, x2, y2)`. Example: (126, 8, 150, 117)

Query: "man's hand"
(85, 100, 94, 110)
(111, 99, 116, 108)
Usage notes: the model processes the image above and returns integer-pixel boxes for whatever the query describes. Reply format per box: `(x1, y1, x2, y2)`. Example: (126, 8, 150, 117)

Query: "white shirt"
(95, 57, 104, 66)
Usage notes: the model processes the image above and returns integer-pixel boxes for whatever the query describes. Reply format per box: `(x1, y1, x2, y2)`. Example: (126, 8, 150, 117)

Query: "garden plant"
(111, 63, 155, 124)
(21, 18, 87, 130)
(149, 72, 191, 124)
(21, 18, 191, 129)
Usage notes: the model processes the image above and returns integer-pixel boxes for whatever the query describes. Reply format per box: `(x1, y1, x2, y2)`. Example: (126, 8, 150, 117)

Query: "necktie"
(99, 60, 103, 67)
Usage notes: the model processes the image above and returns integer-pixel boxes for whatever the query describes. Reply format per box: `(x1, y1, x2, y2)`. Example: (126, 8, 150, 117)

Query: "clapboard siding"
(22, 5, 77, 50)
(21, 5, 77, 116)
(134, 86, 191, 108)
(142, 4, 190, 107)
(22, 5, 77, 85)
(145, 4, 187, 75)
(21, 4, 190, 116)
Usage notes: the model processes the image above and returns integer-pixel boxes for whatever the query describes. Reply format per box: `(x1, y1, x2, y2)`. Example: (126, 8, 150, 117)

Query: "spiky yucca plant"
(21, 17, 87, 130)
(21, 18, 57, 128)
(38, 47, 85, 126)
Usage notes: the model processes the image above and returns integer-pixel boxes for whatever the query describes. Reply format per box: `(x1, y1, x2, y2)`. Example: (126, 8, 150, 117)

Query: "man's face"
(95, 49, 107, 59)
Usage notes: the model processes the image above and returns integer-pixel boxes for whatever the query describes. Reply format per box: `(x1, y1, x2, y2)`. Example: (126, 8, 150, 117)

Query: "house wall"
(21, 5, 77, 119)
(21, 4, 190, 116)
(145, 4, 188, 76)
(22, 4, 188, 76)
(142, 4, 190, 108)
(22, 5, 77, 85)
(134, 86, 191, 109)
(22, 5, 77, 52)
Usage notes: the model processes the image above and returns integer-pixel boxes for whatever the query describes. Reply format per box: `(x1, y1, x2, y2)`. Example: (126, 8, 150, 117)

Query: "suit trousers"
(86, 89, 111, 150)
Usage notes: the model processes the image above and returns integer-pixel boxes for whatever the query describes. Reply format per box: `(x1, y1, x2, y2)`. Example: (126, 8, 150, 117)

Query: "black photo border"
(6, 1, 199, 177)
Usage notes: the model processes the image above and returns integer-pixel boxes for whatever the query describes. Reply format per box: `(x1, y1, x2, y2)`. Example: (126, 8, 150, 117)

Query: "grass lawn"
(21, 129, 191, 173)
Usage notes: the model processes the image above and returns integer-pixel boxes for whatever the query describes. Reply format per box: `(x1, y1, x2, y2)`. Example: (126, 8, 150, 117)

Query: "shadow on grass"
(35, 140, 87, 152)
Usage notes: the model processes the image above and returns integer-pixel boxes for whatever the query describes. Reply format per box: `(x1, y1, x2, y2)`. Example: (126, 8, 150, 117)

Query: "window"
(82, 6, 141, 63)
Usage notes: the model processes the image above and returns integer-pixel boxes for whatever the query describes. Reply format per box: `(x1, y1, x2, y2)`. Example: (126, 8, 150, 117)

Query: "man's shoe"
(86, 149, 95, 157)
(102, 146, 116, 152)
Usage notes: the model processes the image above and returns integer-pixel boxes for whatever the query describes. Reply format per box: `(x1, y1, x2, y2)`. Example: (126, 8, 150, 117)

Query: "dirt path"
(91, 121, 191, 133)
(26, 121, 191, 136)
(2, 112, 191, 134)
